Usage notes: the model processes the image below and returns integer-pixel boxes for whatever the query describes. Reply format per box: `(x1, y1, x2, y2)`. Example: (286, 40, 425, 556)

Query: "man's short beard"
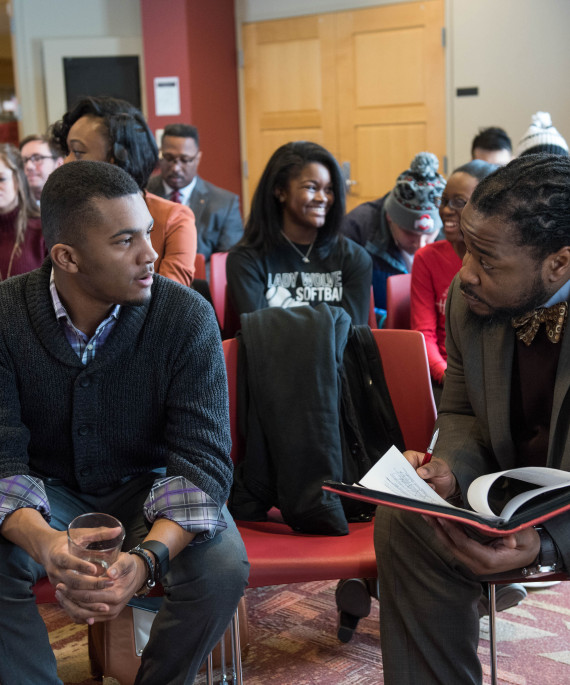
(461, 275, 551, 329)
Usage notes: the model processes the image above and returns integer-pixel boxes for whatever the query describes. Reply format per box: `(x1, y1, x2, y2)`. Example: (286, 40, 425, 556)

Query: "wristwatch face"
(140, 540, 170, 580)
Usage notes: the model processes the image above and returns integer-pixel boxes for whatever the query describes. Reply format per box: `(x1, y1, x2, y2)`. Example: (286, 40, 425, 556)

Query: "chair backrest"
(223, 286, 242, 339)
(209, 252, 229, 328)
(368, 285, 377, 328)
(372, 329, 436, 450)
(223, 338, 241, 464)
(223, 329, 436, 462)
(385, 273, 412, 329)
(194, 253, 206, 281)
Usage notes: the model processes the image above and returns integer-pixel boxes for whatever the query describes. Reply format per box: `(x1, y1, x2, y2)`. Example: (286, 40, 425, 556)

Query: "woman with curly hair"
(50, 96, 196, 286)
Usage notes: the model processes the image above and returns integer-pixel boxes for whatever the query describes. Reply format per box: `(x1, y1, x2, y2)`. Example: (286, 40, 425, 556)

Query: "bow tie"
(512, 301, 568, 346)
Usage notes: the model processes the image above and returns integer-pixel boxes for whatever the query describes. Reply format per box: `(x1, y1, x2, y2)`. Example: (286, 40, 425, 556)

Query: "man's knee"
(374, 506, 430, 559)
(0, 537, 45, 590)
(166, 523, 249, 601)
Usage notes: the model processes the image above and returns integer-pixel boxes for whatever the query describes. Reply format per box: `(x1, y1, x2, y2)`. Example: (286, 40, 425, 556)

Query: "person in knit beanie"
(343, 151, 446, 324)
(516, 111, 569, 157)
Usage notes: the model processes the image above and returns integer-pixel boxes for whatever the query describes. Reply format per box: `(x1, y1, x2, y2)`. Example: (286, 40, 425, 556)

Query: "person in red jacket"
(0, 143, 42, 281)
(411, 160, 497, 403)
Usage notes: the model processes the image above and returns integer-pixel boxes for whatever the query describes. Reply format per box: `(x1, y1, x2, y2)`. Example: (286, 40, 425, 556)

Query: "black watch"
(138, 540, 170, 582)
(535, 526, 558, 571)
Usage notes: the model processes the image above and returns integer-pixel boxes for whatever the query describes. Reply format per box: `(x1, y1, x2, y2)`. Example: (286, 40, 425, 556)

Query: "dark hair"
(0, 144, 40, 253)
(240, 141, 346, 258)
(41, 160, 140, 251)
(453, 159, 498, 181)
(471, 127, 512, 156)
(470, 153, 570, 260)
(162, 124, 199, 147)
(19, 133, 63, 159)
(50, 96, 158, 190)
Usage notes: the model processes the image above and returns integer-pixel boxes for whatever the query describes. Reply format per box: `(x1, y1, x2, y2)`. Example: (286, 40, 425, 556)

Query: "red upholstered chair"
(34, 576, 58, 604)
(223, 286, 242, 339)
(194, 253, 207, 281)
(210, 251, 229, 330)
(222, 328, 436, 589)
(368, 286, 377, 328)
(384, 273, 411, 329)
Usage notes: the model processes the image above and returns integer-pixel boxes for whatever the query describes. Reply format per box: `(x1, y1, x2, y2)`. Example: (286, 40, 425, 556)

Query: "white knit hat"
(516, 112, 569, 157)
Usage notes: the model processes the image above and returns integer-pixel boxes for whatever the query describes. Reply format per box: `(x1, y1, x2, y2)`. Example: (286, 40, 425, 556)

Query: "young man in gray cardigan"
(0, 161, 249, 684)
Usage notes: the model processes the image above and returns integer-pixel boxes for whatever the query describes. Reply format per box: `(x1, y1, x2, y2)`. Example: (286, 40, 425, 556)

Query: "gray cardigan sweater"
(0, 260, 232, 507)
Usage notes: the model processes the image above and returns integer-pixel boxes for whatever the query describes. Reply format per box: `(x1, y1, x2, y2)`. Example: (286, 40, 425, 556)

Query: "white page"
(468, 466, 570, 520)
(358, 445, 455, 508)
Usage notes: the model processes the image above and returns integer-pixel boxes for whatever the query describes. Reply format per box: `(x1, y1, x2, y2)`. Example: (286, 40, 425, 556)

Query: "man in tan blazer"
(375, 153, 570, 684)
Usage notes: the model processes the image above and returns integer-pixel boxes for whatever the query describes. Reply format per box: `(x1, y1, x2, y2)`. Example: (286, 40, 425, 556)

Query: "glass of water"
(67, 512, 125, 576)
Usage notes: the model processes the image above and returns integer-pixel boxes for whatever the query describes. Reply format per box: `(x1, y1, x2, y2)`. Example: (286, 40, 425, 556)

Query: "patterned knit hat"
(384, 152, 446, 234)
(516, 112, 569, 157)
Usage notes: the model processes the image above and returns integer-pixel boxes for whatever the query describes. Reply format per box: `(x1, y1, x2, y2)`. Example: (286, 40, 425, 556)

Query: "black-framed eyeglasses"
(22, 154, 56, 165)
(159, 152, 199, 166)
(440, 196, 467, 211)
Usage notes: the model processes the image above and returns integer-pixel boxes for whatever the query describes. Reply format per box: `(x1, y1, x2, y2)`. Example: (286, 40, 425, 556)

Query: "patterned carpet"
(40, 579, 570, 684)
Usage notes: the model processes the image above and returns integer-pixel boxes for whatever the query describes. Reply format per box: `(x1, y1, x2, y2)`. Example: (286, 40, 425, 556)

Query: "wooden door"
(242, 14, 338, 209)
(241, 1, 445, 214)
(336, 1, 445, 211)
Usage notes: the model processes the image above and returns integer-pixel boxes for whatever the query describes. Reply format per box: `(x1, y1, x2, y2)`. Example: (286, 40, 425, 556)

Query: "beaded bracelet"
(128, 545, 156, 597)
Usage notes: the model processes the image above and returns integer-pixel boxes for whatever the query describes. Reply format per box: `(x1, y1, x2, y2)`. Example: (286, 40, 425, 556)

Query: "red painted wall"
(140, 0, 192, 128)
(140, 0, 241, 198)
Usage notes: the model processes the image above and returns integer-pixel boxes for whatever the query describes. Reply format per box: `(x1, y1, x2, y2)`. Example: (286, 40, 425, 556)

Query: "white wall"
(11, 0, 142, 136)
(237, 0, 409, 22)
(449, 0, 570, 167)
(10, 0, 570, 169)
(236, 0, 570, 171)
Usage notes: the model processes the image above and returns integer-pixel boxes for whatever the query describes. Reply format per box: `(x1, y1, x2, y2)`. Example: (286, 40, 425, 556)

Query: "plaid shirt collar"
(49, 269, 121, 364)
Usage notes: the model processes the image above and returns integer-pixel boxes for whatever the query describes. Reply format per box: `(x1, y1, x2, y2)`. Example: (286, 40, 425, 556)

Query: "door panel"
(242, 1, 445, 214)
(337, 1, 445, 211)
(242, 14, 338, 207)
(356, 123, 427, 199)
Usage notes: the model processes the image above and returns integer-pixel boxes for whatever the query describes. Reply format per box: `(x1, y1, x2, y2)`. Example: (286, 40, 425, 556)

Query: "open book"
(323, 445, 570, 535)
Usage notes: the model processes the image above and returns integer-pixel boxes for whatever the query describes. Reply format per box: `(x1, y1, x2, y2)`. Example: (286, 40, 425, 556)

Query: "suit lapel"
(549, 324, 570, 468)
(189, 177, 208, 226)
(483, 322, 517, 469)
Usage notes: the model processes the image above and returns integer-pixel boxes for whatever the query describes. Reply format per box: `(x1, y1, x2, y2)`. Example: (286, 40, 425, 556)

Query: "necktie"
(170, 190, 182, 203)
(512, 301, 568, 346)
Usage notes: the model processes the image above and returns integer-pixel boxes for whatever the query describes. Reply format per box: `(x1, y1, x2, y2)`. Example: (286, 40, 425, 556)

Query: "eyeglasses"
(159, 153, 199, 166)
(22, 154, 56, 165)
(440, 196, 467, 211)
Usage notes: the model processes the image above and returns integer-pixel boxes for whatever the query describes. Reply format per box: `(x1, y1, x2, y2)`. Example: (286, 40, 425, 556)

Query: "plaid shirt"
(0, 276, 226, 541)
(49, 270, 120, 364)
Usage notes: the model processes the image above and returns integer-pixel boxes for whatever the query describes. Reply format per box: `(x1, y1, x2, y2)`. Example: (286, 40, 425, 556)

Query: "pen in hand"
(421, 428, 439, 466)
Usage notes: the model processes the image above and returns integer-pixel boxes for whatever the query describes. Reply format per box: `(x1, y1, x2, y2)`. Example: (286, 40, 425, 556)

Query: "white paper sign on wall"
(154, 77, 180, 116)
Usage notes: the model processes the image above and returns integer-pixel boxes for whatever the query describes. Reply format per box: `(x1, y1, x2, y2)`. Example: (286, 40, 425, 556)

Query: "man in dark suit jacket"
(147, 124, 243, 268)
(375, 154, 570, 684)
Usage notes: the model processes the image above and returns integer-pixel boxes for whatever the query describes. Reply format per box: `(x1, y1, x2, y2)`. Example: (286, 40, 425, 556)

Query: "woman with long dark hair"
(0, 144, 42, 281)
(227, 141, 372, 324)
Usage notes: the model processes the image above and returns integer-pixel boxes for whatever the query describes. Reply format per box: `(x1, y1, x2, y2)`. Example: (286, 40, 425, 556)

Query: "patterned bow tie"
(512, 301, 568, 346)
